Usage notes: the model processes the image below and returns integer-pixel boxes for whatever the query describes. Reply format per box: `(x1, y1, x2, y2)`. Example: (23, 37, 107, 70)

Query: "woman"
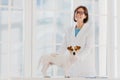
(58, 5, 96, 77)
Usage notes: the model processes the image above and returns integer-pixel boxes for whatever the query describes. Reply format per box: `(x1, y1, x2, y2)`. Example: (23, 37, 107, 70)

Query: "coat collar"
(72, 23, 88, 38)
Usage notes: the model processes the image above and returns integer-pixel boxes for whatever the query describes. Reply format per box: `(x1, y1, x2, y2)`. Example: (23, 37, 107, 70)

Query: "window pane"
(55, 0, 71, 11)
(73, 1, 93, 14)
(56, 12, 72, 43)
(10, 10, 24, 77)
(0, 8, 9, 77)
(0, 8, 8, 42)
(1, 0, 8, 5)
(36, 0, 55, 10)
(95, 15, 107, 76)
(37, 0, 71, 11)
(11, 0, 23, 9)
(33, 0, 72, 77)
(33, 11, 55, 77)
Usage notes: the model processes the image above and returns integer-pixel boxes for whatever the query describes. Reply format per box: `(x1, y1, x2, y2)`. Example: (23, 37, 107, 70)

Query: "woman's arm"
(78, 28, 95, 61)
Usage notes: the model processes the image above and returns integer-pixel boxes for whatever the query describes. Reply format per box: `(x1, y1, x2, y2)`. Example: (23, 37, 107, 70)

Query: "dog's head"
(67, 46, 81, 56)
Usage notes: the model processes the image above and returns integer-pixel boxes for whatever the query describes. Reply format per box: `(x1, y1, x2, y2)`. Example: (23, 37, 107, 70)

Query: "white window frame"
(106, 0, 120, 79)
(117, 0, 120, 78)
(23, 0, 33, 77)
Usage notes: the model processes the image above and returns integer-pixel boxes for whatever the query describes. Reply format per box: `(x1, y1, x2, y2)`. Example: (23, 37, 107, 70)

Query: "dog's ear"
(67, 46, 73, 51)
(75, 46, 81, 50)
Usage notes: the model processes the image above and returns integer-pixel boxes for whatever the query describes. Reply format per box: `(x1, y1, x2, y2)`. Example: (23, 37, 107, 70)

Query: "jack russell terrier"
(38, 45, 81, 78)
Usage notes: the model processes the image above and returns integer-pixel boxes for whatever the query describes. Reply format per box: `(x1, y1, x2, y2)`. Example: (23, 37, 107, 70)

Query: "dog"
(38, 45, 81, 78)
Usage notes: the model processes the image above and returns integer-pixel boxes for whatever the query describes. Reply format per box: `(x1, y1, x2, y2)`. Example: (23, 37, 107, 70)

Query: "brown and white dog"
(38, 46, 81, 78)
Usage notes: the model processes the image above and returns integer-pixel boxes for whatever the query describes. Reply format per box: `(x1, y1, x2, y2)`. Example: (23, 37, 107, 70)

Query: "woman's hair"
(73, 5, 89, 23)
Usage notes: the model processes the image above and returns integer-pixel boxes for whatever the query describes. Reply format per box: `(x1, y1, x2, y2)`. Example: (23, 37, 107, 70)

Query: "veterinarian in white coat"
(58, 6, 96, 77)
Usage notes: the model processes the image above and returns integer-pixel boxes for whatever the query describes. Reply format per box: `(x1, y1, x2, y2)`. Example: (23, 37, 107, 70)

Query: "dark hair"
(73, 6, 89, 23)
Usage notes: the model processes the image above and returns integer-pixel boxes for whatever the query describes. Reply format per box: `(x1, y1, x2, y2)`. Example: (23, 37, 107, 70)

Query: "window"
(32, 0, 109, 77)
(32, 0, 72, 77)
(0, 0, 119, 79)
(29, 0, 119, 78)
(0, 0, 24, 78)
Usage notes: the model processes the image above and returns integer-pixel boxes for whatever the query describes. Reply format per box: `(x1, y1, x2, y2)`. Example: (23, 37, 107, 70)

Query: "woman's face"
(75, 8, 86, 23)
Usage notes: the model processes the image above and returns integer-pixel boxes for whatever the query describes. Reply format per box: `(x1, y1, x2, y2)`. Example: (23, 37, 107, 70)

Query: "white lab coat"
(58, 23, 96, 77)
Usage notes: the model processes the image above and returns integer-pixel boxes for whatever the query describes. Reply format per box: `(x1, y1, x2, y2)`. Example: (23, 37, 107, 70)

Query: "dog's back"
(49, 54, 70, 67)
(38, 53, 69, 68)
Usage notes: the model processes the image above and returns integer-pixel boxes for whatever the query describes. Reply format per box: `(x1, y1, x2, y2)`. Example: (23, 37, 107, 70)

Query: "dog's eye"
(67, 46, 74, 51)
(75, 49, 77, 51)
(70, 48, 73, 51)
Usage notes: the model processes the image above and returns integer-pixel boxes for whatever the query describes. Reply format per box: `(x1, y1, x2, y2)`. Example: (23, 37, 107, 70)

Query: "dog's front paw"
(65, 76, 70, 78)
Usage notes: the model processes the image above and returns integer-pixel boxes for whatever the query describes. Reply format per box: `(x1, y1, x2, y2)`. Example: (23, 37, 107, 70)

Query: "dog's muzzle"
(73, 52, 76, 55)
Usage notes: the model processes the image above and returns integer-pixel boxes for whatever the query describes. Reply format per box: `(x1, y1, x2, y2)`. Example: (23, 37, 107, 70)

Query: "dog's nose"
(73, 52, 76, 55)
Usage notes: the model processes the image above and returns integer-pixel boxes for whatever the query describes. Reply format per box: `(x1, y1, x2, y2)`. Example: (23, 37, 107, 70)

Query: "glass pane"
(1, 0, 8, 5)
(36, 0, 55, 10)
(94, 16, 99, 45)
(56, 12, 72, 30)
(36, 0, 71, 11)
(98, 0, 107, 15)
(98, 16, 107, 46)
(0, 48, 9, 77)
(55, 0, 71, 11)
(94, 2, 99, 15)
(73, 1, 93, 15)
(33, 0, 72, 77)
(56, 12, 72, 43)
(0, 8, 8, 42)
(0, 8, 9, 77)
(95, 15, 107, 75)
(10, 10, 24, 77)
(11, 0, 23, 9)
(98, 46, 107, 75)
(33, 11, 55, 77)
